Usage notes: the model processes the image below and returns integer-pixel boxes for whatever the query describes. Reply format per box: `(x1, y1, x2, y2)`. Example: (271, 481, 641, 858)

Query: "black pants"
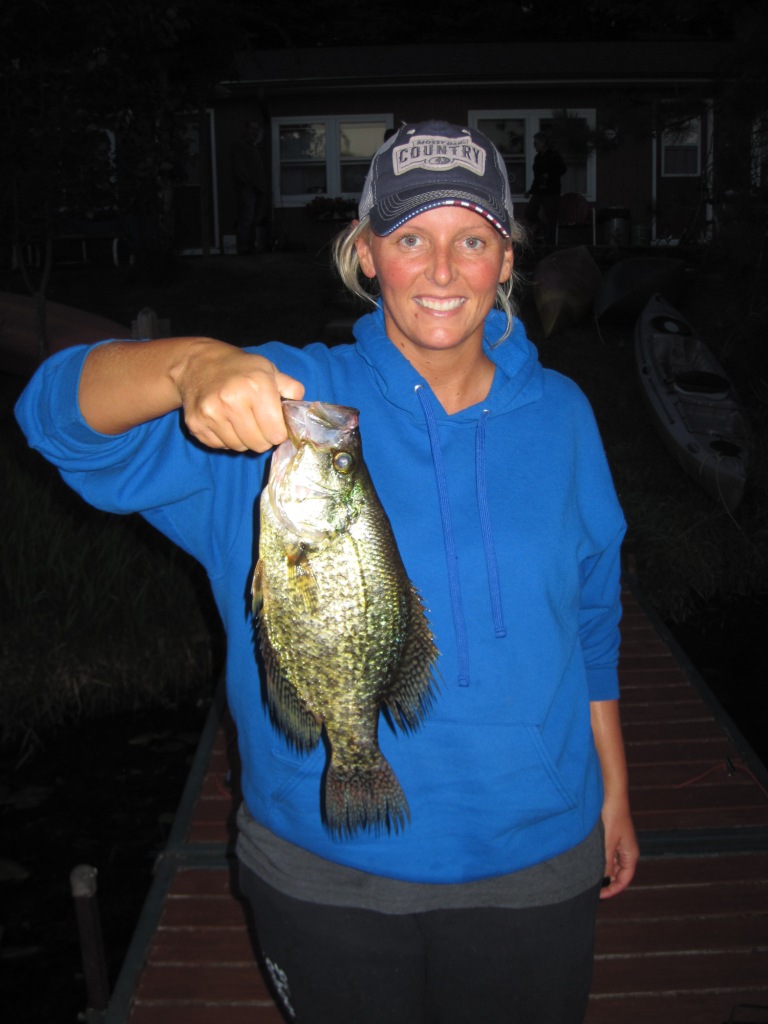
(235, 185, 266, 253)
(523, 194, 560, 244)
(238, 861, 600, 1024)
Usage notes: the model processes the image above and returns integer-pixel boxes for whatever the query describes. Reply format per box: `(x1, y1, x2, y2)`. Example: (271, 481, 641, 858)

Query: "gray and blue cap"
(358, 120, 514, 238)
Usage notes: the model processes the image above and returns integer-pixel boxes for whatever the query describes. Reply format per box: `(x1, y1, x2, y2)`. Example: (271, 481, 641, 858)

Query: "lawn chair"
(555, 193, 596, 245)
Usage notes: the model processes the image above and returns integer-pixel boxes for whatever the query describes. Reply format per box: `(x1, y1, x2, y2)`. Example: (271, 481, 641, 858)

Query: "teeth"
(416, 297, 465, 311)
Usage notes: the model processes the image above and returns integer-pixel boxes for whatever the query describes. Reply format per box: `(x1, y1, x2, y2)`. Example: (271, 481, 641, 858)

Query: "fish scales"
(252, 400, 439, 837)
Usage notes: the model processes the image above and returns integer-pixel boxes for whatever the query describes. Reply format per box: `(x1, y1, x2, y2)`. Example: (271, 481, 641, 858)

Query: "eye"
(333, 451, 355, 474)
(399, 233, 421, 249)
(463, 235, 485, 250)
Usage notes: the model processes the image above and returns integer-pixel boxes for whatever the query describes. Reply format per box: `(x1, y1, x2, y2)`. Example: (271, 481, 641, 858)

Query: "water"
(665, 597, 768, 767)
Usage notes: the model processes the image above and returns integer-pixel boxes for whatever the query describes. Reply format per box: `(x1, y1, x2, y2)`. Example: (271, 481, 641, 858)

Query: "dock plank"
(104, 579, 768, 1024)
(585, 993, 768, 1024)
(128, 1010, 285, 1024)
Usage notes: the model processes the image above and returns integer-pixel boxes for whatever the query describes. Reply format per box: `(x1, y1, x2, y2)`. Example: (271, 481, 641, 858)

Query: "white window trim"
(469, 109, 597, 201)
(271, 114, 393, 208)
(176, 108, 221, 255)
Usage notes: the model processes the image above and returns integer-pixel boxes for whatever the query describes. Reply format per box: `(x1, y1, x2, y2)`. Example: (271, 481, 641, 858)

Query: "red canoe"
(0, 291, 129, 376)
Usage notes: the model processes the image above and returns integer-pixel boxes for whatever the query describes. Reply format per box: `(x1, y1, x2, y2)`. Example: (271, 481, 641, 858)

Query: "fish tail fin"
(324, 752, 410, 838)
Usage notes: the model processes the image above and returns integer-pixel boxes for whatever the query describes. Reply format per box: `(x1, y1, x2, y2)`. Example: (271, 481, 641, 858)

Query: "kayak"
(634, 293, 753, 511)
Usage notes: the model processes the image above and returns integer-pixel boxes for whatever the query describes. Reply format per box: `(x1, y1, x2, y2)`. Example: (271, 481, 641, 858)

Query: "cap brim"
(369, 189, 511, 238)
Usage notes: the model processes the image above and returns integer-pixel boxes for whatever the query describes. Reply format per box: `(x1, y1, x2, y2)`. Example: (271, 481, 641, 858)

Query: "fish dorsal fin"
(384, 583, 440, 731)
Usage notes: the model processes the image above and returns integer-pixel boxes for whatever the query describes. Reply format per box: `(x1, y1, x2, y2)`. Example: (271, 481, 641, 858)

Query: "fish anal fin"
(258, 616, 322, 751)
(267, 672, 322, 751)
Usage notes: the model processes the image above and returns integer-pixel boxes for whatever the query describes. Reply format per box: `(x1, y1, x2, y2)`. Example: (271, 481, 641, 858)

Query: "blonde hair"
(331, 215, 526, 344)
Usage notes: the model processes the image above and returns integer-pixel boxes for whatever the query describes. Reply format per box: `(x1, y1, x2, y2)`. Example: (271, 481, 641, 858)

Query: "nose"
(427, 242, 457, 286)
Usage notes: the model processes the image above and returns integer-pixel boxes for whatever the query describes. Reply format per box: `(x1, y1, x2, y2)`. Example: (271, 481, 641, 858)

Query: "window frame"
(468, 109, 597, 201)
(661, 117, 702, 178)
(271, 114, 393, 207)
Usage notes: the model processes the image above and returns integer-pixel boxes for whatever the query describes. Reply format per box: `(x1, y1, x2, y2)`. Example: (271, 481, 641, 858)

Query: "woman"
(16, 120, 638, 1024)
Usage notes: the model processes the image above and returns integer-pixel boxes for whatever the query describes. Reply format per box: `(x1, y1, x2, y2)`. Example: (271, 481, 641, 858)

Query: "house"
(177, 40, 754, 254)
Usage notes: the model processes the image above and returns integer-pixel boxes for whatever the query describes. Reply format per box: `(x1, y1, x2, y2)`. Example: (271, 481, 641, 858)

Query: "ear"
(354, 228, 377, 281)
(499, 242, 514, 284)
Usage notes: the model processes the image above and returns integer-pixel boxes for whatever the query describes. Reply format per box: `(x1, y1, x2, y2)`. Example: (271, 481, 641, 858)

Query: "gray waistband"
(235, 804, 604, 914)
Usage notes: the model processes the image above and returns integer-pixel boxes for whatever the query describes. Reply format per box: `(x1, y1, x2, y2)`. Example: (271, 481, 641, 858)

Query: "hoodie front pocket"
(396, 719, 582, 830)
(268, 742, 326, 806)
(524, 724, 579, 811)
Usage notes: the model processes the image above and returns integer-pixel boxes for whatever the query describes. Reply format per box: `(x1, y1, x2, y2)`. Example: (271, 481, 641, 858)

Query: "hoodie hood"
(352, 307, 543, 420)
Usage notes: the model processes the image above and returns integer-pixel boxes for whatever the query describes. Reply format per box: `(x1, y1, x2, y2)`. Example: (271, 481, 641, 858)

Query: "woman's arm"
(590, 698, 639, 899)
(78, 336, 304, 451)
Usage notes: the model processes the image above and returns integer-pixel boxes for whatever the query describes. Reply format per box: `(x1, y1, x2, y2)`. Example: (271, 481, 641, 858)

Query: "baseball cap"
(358, 120, 514, 238)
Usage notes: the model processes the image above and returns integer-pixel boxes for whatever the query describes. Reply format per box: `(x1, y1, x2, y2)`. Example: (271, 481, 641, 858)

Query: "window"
(469, 109, 597, 200)
(272, 115, 392, 206)
(662, 120, 701, 177)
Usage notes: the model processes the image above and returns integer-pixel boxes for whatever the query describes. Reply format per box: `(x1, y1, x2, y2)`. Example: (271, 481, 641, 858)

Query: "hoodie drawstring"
(476, 410, 507, 639)
(416, 387, 507, 687)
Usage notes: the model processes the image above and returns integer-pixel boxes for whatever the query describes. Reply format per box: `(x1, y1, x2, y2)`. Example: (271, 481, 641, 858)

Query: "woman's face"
(355, 206, 513, 362)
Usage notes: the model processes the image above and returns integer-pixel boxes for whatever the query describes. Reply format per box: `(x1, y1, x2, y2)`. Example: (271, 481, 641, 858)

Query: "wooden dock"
(102, 580, 768, 1024)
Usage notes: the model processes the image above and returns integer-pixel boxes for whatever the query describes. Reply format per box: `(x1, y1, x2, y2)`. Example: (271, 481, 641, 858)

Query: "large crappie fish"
(252, 400, 439, 837)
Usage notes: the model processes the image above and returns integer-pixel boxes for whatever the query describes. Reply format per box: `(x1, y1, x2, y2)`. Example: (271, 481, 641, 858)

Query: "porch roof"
(225, 41, 737, 95)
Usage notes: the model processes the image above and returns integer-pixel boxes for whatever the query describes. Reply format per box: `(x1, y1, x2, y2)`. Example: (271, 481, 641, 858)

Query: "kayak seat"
(673, 370, 730, 397)
(650, 314, 692, 336)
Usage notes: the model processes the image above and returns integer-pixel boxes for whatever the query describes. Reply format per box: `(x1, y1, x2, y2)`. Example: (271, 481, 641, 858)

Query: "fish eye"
(333, 451, 354, 474)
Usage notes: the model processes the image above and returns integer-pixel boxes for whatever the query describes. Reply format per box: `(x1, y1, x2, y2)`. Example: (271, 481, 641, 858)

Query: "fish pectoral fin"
(251, 560, 264, 615)
(285, 543, 320, 614)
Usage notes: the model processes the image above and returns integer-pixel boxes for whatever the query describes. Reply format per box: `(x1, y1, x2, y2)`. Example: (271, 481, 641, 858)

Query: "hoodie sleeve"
(579, 525, 625, 702)
(14, 342, 212, 509)
(564, 378, 626, 703)
(13, 342, 266, 574)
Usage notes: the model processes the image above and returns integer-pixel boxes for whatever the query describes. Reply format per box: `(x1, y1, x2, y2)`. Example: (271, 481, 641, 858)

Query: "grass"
(0, 414, 223, 756)
(1, 235, 766, 751)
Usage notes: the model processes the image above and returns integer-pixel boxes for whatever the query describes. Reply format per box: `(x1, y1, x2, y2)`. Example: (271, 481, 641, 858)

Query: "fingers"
(600, 868, 632, 899)
(275, 371, 305, 402)
(599, 840, 640, 900)
(177, 343, 304, 452)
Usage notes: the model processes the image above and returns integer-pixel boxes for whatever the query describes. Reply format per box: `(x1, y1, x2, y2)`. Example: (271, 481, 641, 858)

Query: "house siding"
(200, 43, 738, 253)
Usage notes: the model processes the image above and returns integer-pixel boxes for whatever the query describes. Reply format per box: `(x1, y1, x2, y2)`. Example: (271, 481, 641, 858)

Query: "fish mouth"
(282, 400, 359, 448)
(267, 401, 361, 544)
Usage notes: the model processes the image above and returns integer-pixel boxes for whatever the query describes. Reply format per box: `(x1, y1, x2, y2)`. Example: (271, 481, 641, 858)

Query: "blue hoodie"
(15, 308, 625, 884)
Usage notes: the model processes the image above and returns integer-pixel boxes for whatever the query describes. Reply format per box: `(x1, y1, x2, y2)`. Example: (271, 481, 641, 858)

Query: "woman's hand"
(599, 794, 639, 899)
(590, 699, 639, 899)
(79, 337, 304, 451)
(173, 339, 304, 451)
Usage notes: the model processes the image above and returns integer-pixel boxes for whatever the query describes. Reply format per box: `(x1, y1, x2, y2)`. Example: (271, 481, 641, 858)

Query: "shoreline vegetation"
(1, 240, 766, 758)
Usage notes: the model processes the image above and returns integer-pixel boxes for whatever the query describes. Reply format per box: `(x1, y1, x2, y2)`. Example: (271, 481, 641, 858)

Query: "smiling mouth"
(414, 297, 466, 312)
